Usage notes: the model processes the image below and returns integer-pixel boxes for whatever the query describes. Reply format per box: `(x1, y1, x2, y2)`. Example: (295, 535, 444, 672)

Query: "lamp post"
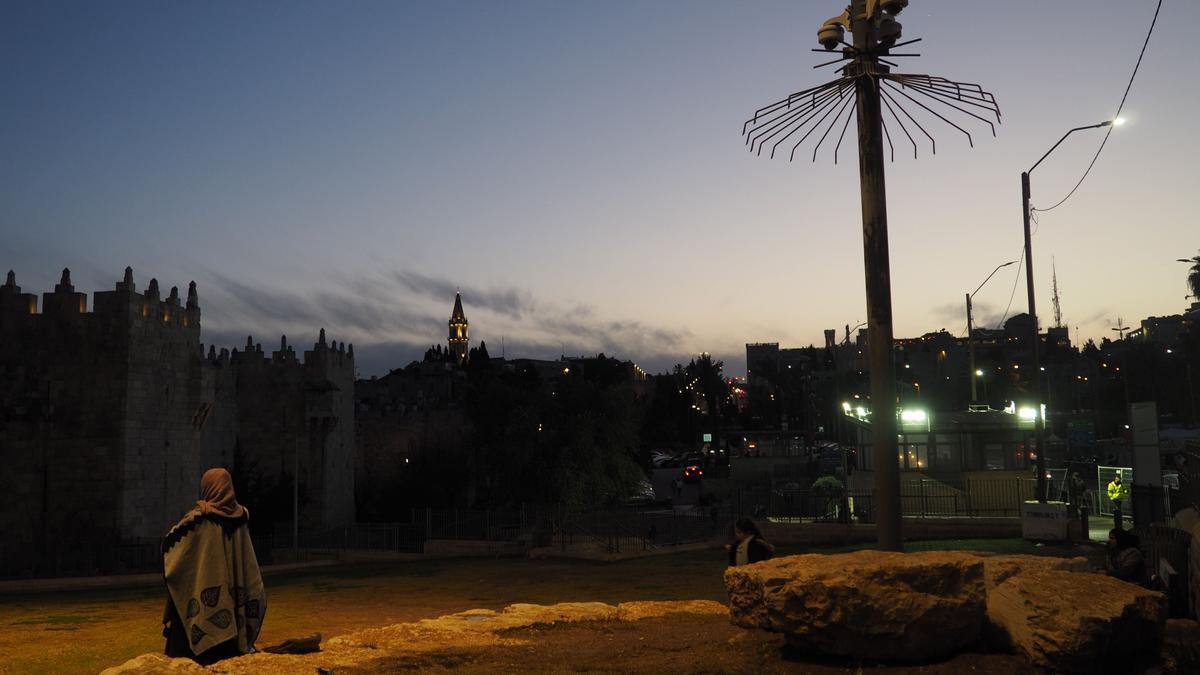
(967, 260, 1018, 405)
(1023, 118, 1122, 502)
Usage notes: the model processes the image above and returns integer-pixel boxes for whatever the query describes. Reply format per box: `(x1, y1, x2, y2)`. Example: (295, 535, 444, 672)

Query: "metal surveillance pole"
(848, 0, 901, 550)
(742, 0, 1000, 551)
(1023, 120, 1115, 503)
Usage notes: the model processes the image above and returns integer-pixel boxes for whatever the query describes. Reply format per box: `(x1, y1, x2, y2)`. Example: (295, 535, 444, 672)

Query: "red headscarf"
(197, 468, 246, 519)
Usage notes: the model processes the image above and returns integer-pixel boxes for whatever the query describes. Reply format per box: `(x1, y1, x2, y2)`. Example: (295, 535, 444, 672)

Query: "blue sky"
(2, 1, 1196, 376)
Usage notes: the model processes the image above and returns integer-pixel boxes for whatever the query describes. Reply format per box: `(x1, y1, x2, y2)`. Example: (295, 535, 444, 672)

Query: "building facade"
(0, 268, 355, 576)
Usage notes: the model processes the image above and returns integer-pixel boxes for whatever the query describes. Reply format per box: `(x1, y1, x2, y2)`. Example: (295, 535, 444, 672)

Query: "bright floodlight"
(1112, 117, 1126, 126)
(900, 409, 927, 424)
(975, 369, 984, 377)
(1017, 407, 1038, 420)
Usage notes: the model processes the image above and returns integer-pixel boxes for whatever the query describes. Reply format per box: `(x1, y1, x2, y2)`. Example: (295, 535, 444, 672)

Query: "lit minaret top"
(448, 292, 469, 363)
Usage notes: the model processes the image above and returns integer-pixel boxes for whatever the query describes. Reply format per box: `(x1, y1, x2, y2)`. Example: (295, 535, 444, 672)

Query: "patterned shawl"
(163, 509, 266, 656)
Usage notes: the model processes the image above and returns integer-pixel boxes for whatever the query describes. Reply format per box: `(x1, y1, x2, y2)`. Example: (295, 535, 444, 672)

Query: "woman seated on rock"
(162, 468, 266, 665)
(1105, 528, 1146, 584)
(726, 517, 774, 566)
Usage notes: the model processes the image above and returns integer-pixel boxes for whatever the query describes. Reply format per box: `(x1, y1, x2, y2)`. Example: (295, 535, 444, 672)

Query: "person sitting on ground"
(1105, 527, 1146, 585)
(162, 468, 266, 665)
(726, 517, 774, 567)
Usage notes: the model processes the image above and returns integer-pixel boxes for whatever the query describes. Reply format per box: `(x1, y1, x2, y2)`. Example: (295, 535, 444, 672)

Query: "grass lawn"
(0, 538, 1101, 674)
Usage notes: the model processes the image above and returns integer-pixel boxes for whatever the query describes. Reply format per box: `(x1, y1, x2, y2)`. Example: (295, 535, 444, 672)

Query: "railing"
(754, 478, 1036, 523)
(272, 522, 426, 555)
(557, 507, 729, 554)
(0, 539, 163, 580)
(1132, 523, 1193, 618)
(425, 508, 531, 542)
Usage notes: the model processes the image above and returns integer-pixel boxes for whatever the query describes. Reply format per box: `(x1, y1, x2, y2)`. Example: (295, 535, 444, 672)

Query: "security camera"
(881, 0, 908, 15)
(818, 22, 845, 50)
(877, 16, 902, 46)
(818, 11, 850, 50)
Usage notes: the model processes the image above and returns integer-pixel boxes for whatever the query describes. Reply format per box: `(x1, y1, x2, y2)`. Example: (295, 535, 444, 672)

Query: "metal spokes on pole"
(743, 72, 1000, 163)
(741, 0, 999, 551)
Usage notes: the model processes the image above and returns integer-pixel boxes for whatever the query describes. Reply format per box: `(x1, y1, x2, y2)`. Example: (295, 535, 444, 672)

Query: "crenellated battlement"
(225, 328, 355, 372)
(0, 267, 202, 332)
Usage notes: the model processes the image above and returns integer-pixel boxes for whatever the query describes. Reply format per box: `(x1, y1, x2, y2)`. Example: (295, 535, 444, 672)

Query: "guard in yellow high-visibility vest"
(1107, 473, 1129, 530)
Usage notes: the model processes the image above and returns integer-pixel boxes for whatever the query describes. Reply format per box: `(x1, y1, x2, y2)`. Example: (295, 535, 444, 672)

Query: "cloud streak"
(195, 267, 695, 375)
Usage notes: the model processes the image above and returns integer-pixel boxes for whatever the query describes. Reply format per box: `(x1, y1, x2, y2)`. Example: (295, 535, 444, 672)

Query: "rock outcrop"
(99, 653, 205, 674)
(101, 600, 729, 675)
(986, 567, 1166, 673)
(724, 550, 986, 661)
(977, 553, 1091, 589)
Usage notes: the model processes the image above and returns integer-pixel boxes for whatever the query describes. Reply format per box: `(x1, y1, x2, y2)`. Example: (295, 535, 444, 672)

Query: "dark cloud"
(1082, 309, 1113, 327)
(393, 270, 534, 319)
(193, 268, 693, 377)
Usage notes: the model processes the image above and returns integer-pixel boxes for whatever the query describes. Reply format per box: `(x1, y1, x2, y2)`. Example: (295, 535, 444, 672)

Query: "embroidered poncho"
(163, 509, 266, 656)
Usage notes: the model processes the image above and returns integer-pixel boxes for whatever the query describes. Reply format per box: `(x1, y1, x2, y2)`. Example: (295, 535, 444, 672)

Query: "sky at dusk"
(2, 0, 1196, 377)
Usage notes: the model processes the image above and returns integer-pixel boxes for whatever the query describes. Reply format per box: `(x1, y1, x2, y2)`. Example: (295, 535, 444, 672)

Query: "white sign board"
(1021, 500, 1069, 541)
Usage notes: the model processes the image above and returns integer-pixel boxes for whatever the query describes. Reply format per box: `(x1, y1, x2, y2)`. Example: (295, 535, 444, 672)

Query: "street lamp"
(967, 260, 1018, 405)
(1022, 118, 1121, 503)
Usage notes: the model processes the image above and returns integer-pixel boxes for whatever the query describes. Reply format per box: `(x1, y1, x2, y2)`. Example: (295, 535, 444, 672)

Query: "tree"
(466, 359, 644, 509)
(1184, 251, 1200, 300)
(684, 354, 733, 443)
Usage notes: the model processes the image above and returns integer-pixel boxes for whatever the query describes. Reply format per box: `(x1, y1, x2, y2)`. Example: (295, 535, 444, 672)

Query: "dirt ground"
(335, 614, 1034, 674)
(0, 539, 1096, 674)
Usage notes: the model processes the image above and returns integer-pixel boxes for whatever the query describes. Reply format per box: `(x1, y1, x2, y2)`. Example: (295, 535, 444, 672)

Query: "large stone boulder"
(724, 550, 986, 662)
(977, 553, 1091, 590)
(986, 567, 1166, 673)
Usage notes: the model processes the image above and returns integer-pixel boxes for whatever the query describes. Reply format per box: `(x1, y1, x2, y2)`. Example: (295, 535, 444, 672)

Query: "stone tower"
(448, 292, 469, 364)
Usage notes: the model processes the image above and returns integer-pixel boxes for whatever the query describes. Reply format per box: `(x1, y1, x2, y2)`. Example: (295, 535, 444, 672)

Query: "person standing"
(162, 468, 266, 665)
(1107, 473, 1129, 531)
(726, 518, 774, 567)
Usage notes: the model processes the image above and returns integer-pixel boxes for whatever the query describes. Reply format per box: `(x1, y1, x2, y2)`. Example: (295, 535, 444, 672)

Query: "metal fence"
(1133, 523, 1193, 618)
(270, 522, 426, 556)
(0, 539, 164, 580)
(556, 507, 729, 554)
(738, 478, 1037, 523)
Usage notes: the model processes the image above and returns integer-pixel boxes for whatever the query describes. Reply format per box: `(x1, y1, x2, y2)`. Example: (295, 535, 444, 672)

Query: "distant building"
(1130, 306, 1198, 345)
(448, 292, 469, 364)
(841, 405, 1052, 489)
(0, 268, 355, 577)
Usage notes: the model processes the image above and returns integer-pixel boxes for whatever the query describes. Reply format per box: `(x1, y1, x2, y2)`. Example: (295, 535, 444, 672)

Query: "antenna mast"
(1051, 257, 1063, 328)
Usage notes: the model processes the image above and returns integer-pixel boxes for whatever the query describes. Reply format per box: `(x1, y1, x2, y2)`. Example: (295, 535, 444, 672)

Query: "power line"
(995, 244, 1026, 329)
(1032, 0, 1162, 214)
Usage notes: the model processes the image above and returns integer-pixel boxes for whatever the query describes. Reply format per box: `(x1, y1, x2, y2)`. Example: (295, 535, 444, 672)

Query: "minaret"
(448, 292, 469, 364)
